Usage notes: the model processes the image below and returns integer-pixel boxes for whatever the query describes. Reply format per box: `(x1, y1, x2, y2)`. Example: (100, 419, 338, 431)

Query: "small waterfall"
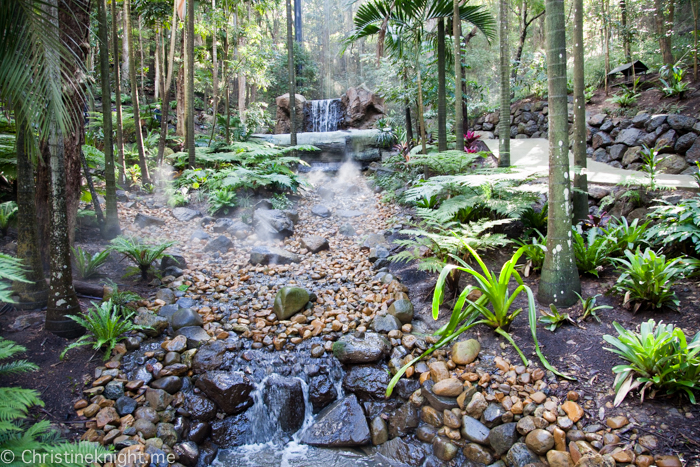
(309, 99, 342, 132)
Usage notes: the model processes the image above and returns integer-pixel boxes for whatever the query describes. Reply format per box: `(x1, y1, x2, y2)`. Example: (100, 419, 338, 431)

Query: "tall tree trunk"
(44, 0, 83, 339)
(211, 0, 219, 142)
(603, 0, 610, 96)
(223, 25, 231, 144)
(573, 0, 588, 222)
(155, 29, 161, 101)
(461, 26, 477, 135)
(437, 19, 447, 152)
(620, 0, 631, 62)
(139, 15, 145, 100)
(294, 0, 302, 43)
(125, 0, 150, 183)
(13, 109, 48, 309)
(655, 0, 675, 66)
(157, 3, 178, 163)
(111, 0, 126, 186)
(454, 1, 463, 151)
(498, 0, 510, 167)
(510, 4, 544, 88)
(538, 0, 581, 307)
(287, 0, 297, 145)
(416, 45, 427, 154)
(122, 9, 129, 83)
(693, 0, 699, 80)
(405, 98, 413, 143)
(98, 0, 121, 238)
(186, 0, 195, 168)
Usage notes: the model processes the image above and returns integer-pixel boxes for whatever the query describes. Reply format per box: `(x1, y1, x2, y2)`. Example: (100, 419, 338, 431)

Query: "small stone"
(525, 428, 554, 455)
(612, 449, 635, 463)
(547, 450, 573, 467)
(387, 299, 414, 324)
(429, 361, 449, 382)
(489, 422, 519, 455)
(432, 378, 463, 397)
(432, 436, 458, 461)
(606, 415, 628, 429)
(162, 335, 188, 352)
(115, 396, 138, 416)
(655, 455, 682, 467)
(83, 403, 100, 418)
(636, 455, 654, 467)
(96, 407, 120, 429)
(451, 339, 480, 365)
(561, 400, 584, 422)
(370, 416, 388, 445)
(463, 443, 494, 465)
(443, 409, 461, 429)
(421, 406, 443, 427)
(170, 308, 203, 331)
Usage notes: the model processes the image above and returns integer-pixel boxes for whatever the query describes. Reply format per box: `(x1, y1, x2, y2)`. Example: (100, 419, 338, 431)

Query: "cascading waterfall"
(309, 99, 342, 132)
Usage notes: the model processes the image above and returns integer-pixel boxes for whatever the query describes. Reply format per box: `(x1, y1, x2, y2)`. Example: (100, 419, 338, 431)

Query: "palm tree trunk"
(125, 0, 150, 183)
(620, 0, 631, 63)
(186, 0, 196, 168)
(538, 0, 581, 307)
(437, 18, 447, 152)
(209, 0, 219, 145)
(454, 0, 463, 151)
(111, 0, 126, 186)
(603, 0, 610, 96)
(416, 48, 427, 154)
(44, 0, 83, 339)
(572, 0, 588, 223)
(98, 0, 121, 238)
(498, 0, 510, 167)
(157, 3, 178, 164)
(286, 0, 297, 145)
(13, 108, 48, 309)
(139, 15, 145, 99)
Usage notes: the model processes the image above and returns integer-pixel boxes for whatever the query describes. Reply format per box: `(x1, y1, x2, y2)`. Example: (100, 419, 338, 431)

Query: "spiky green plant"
(572, 226, 616, 277)
(575, 292, 612, 323)
(71, 246, 110, 279)
(103, 280, 141, 315)
(513, 231, 546, 276)
(60, 300, 149, 361)
(0, 253, 29, 303)
(109, 236, 175, 280)
(0, 201, 17, 236)
(603, 217, 650, 253)
(539, 304, 574, 331)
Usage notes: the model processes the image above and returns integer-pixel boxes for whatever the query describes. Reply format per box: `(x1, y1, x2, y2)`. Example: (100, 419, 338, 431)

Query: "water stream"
(308, 99, 342, 132)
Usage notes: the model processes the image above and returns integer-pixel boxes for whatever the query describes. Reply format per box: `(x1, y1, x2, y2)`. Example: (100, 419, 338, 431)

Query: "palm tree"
(538, 0, 581, 307)
(437, 18, 447, 152)
(111, 0, 127, 185)
(453, 0, 462, 151)
(498, 0, 510, 167)
(572, 0, 588, 222)
(347, 0, 495, 154)
(186, 0, 196, 168)
(287, 0, 297, 145)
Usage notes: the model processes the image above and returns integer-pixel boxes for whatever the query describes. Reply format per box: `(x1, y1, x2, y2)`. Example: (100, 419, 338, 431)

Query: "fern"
(0, 253, 29, 303)
(109, 236, 175, 280)
(407, 150, 482, 175)
(0, 201, 17, 236)
(71, 246, 110, 279)
(646, 195, 700, 255)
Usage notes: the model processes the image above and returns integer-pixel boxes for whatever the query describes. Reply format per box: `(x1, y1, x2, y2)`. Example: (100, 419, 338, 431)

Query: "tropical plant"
(0, 253, 29, 303)
(109, 236, 175, 280)
(521, 204, 548, 235)
(608, 86, 640, 107)
(539, 304, 574, 331)
(693, 161, 700, 187)
(71, 246, 110, 279)
(572, 226, 616, 276)
(659, 63, 692, 98)
(604, 320, 700, 405)
(0, 201, 17, 236)
(575, 292, 612, 323)
(208, 188, 237, 216)
(513, 231, 546, 276)
(582, 210, 611, 232)
(603, 217, 650, 253)
(407, 150, 481, 176)
(640, 145, 665, 191)
(270, 193, 293, 210)
(103, 280, 141, 315)
(645, 195, 700, 255)
(610, 248, 682, 312)
(61, 300, 148, 361)
(375, 117, 398, 149)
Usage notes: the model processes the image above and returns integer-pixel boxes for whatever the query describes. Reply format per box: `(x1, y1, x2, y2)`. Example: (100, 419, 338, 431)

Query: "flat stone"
(588, 114, 608, 126)
(377, 436, 425, 465)
(422, 381, 459, 412)
(272, 287, 310, 320)
(606, 415, 628, 429)
(300, 395, 370, 447)
(371, 314, 401, 333)
(172, 207, 201, 222)
(311, 205, 332, 218)
(249, 245, 301, 265)
(451, 339, 480, 365)
(342, 365, 390, 399)
(134, 213, 165, 228)
(150, 376, 183, 395)
(333, 332, 390, 364)
(561, 400, 583, 422)
(170, 308, 203, 330)
(460, 416, 490, 445)
(174, 326, 211, 348)
(203, 235, 233, 253)
(547, 450, 573, 467)
(301, 235, 330, 253)
(432, 378, 463, 397)
(615, 128, 645, 146)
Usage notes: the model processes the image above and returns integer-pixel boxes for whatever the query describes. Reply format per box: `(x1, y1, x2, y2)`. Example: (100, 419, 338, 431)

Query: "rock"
(133, 418, 157, 439)
(172, 207, 201, 222)
(341, 86, 385, 129)
(432, 378, 463, 397)
(451, 339, 480, 365)
(212, 218, 234, 233)
(606, 415, 628, 429)
(191, 341, 226, 372)
(561, 400, 584, 422)
(388, 402, 420, 438)
(387, 299, 414, 324)
(608, 144, 628, 161)
(145, 388, 173, 411)
(505, 442, 540, 467)
(422, 381, 459, 412)
(150, 376, 183, 395)
(465, 391, 488, 418)
(588, 186, 611, 199)
(481, 403, 505, 428)
(173, 441, 199, 467)
(516, 415, 546, 435)
(489, 422, 518, 455)
(675, 132, 697, 152)
(416, 425, 438, 443)
(616, 128, 645, 146)
(632, 112, 651, 128)
(272, 287, 309, 320)
(174, 326, 210, 348)
(134, 213, 165, 228)
(333, 332, 390, 364)
(371, 314, 401, 333)
(591, 132, 613, 149)
(263, 375, 306, 437)
(195, 371, 254, 414)
(96, 407, 120, 429)
(300, 395, 370, 446)
(460, 416, 490, 445)
(421, 406, 443, 427)
(547, 450, 573, 467)
(188, 421, 210, 444)
(463, 443, 495, 465)
(203, 235, 233, 253)
(432, 436, 458, 461)
(249, 245, 301, 265)
(104, 381, 124, 400)
(155, 288, 176, 304)
(656, 129, 678, 152)
(337, 209, 363, 218)
(622, 146, 644, 166)
(301, 235, 329, 253)
(318, 186, 335, 200)
(576, 453, 616, 467)
(378, 436, 425, 464)
(170, 308, 203, 330)
(210, 412, 251, 448)
(655, 455, 683, 467)
(592, 148, 608, 162)
(685, 137, 700, 162)
(254, 209, 294, 239)
(226, 220, 250, 239)
(309, 374, 337, 413)
(658, 154, 689, 174)
(134, 311, 168, 337)
(339, 223, 356, 236)
(311, 204, 332, 218)
(342, 365, 390, 399)
(667, 114, 696, 131)
(525, 428, 554, 455)
(185, 393, 217, 422)
(588, 114, 608, 127)
(646, 114, 667, 132)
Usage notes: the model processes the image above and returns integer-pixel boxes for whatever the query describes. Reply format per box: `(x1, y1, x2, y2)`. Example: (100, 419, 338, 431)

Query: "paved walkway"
(483, 138, 698, 190)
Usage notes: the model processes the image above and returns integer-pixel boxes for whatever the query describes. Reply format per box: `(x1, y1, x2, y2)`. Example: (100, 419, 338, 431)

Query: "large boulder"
(341, 86, 385, 129)
(262, 375, 306, 437)
(195, 371, 254, 415)
(254, 209, 294, 240)
(275, 93, 306, 134)
(300, 395, 370, 447)
(210, 412, 252, 448)
(249, 246, 301, 265)
(134, 213, 165, 228)
(342, 365, 391, 399)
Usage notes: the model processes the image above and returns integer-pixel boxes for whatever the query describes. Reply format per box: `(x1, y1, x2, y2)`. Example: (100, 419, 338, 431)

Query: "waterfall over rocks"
(308, 99, 342, 132)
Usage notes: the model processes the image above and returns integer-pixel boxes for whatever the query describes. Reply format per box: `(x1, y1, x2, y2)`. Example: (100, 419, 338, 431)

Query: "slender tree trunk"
(125, 0, 150, 183)
(498, 0, 510, 167)
(80, 147, 105, 226)
(693, 0, 699, 81)
(210, 0, 219, 144)
(654, 0, 675, 66)
(538, 0, 581, 307)
(187, 0, 195, 168)
(620, 0, 631, 62)
(510, 7, 544, 87)
(454, 1, 463, 151)
(98, 0, 121, 238)
(13, 109, 48, 309)
(155, 29, 161, 101)
(437, 19, 447, 152)
(122, 10, 129, 83)
(405, 99, 413, 143)
(573, 0, 588, 223)
(157, 3, 178, 163)
(111, 0, 126, 185)
(416, 46, 427, 154)
(139, 15, 145, 100)
(603, 0, 610, 96)
(287, 0, 297, 145)
(223, 25, 231, 144)
(44, 0, 83, 339)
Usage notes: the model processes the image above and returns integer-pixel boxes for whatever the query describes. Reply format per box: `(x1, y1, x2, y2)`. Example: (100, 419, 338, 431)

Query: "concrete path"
(483, 138, 698, 190)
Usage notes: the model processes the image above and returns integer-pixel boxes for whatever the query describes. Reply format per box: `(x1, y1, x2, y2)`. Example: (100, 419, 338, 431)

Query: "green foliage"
(406, 150, 481, 176)
(0, 253, 29, 303)
(103, 280, 141, 315)
(0, 133, 17, 180)
(608, 86, 640, 107)
(264, 42, 320, 103)
(576, 292, 612, 323)
(604, 320, 700, 405)
(71, 246, 110, 280)
(109, 236, 175, 281)
(603, 217, 650, 253)
(61, 300, 148, 361)
(611, 248, 682, 312)
(645, 195, 700, 256)
(0, 201, 17, 236)
(521, 204, 548, 235)
(513, 231, 546, 275)
(572, 226, 616, 277)
(270, 193, 293, 210)
(659, 63, 692, 98)
(639, 145, 665, 191)
(375, 117, 398, 149)
(539, 304, 574, 332)
(208, 188, 237, 216)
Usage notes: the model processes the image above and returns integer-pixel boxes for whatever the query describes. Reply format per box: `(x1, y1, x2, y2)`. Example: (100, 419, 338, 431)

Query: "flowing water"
(308, 99, 342, 132)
